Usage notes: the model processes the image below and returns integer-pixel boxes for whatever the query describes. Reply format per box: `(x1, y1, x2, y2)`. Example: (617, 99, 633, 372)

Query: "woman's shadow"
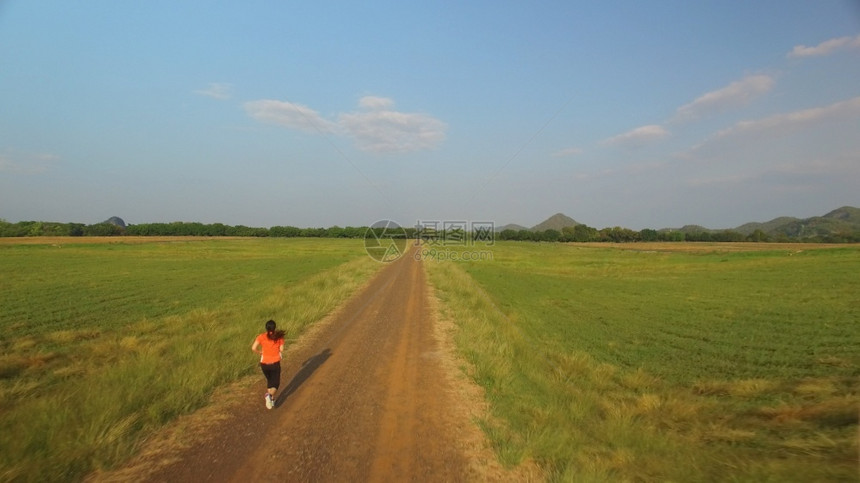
(275, 348, 332, 407)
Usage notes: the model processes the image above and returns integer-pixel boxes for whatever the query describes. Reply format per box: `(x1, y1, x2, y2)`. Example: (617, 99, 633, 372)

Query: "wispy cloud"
(602, 124, 669, 148)
(687, 96, 860, 156)
(357, 96, 395, 110)
(244, 95, 447, 153)
(788, 34, 860, 58)
(552, 147, 583, 157)
(339, 98, 447, 153)
(675, 74, 774, 121)
(243, 99, 337, 133)
(0, 152, 58, 174)
(194, 82, 232, 100)
(710, 96, 860, 141)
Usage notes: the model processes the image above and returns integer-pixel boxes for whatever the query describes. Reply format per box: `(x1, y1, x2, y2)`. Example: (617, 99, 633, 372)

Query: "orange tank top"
(256, 333, 284, 364)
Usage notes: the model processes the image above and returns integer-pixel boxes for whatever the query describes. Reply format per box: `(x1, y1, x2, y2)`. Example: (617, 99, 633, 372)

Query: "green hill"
(532, 213, 579, 232)
(499, 206, 859, 241)
(496, 223, 530, 232)
(769, 206, 860, 240)
(734, 217, 799, 236)
(668, 206, 860, 241)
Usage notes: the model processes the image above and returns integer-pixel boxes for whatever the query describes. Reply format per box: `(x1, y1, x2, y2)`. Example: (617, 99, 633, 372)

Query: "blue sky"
(1, 1, 859, 230)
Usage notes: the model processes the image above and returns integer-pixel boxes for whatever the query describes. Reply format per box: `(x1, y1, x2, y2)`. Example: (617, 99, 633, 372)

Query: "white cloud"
(194, 83, 232, 100)
(551, 147, 583, 157)
(243, 99, 337, 133)
(339, 98, 447, 153)
(686, 96, 860, 157)
(710, 96, 860, 141)
(358, 96, 395, 110)
(788, 34, 860, 58)
(675, 74, 774, 121)
(244, 95, 447, 153)
(602, 124, 669, 148)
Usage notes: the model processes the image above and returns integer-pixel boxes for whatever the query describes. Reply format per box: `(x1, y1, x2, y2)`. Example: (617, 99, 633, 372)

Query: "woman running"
(251, 319, 285, 409)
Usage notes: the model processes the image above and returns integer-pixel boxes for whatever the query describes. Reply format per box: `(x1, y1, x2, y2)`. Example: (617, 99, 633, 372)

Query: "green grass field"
(3, 238, 858, 481)
(0, 238, 380, 482)
(427, 242, 860, 482)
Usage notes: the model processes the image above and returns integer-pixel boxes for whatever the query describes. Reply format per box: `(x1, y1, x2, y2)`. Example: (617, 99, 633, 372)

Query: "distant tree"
(542, 229, 561, 242)
(772, 232, 791, 243)
(560, 226, 574, 242)
(0, 220, 28, 237)
(270, 225, 301, 237)
(27, 222, 44, 237)
(572, 224, 599, 242)
(301, 227, 326, 237)
(68, 223, 85, 236)
(517, 229, 534, 241)
(186, 222, 206, 236)
(659, 230, 685, 242)
(711, 230, 744, 242)
(601, 226, 638, 243)
(344, 226, 365, 238)
(204, 223, 229, 236)
(39, 222, 71, 236)
(746, 229, 769, 242)
(639, 228, 659, 241)
(689, 231, 705, 242)
(326, 226, 346, 238)
(83, 223, 123, 236)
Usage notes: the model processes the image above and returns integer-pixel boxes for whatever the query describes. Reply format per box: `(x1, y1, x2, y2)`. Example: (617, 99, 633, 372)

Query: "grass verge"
(0, 238, 380, 482)
(426, 242, 859, 481)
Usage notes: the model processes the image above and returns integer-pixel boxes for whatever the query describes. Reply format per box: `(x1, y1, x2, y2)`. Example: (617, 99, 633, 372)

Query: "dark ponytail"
(265, 319, 286, 341)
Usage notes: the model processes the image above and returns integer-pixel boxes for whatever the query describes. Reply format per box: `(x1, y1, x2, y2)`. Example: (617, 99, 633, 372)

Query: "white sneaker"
(265, 393, 273, 409)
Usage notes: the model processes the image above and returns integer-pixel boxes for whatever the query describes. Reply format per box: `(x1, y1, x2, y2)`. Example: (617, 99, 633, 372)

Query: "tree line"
(0, 220, 375, 238)
(498, 225, 858, 243)
(1, 219, 857, 243)
(498, 226, 778, 243)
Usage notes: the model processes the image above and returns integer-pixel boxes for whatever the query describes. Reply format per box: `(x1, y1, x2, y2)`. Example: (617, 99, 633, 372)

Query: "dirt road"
(104, 246, 500, 482)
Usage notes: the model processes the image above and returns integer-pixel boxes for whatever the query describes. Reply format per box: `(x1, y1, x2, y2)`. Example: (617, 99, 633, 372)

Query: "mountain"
(822, 205, 860, 222)
(675, 224, 712, 235)
(104, 216, 126, 228)
(664, 206, 860, 240)
(734, 217, 800, 236)
(496, 223, 530, 232)
(531, 213, 579, 232)
(767, 206, 860, 239)
(499, 206, 859, 240)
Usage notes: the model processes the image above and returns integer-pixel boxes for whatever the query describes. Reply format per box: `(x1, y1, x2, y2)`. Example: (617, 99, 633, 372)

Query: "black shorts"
(260, 362, 281, 390)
